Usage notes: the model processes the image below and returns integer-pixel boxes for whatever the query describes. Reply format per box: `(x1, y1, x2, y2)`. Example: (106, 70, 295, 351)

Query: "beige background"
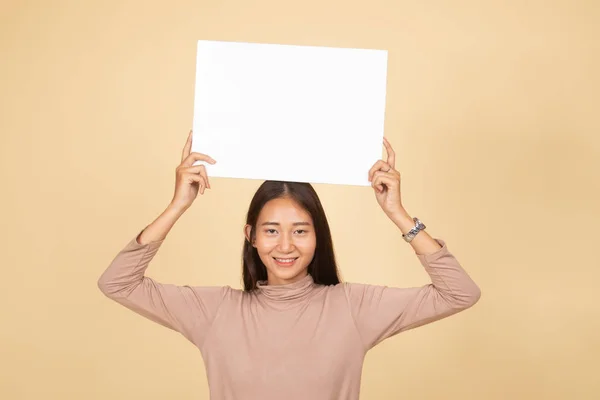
(1, 0, 599, 399)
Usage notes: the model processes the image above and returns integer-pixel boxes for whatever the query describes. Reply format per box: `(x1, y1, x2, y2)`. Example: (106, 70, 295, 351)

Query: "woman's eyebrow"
(260, 221, 312, 226)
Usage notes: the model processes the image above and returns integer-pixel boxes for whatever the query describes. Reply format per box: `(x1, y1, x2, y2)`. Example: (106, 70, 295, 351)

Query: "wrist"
(389, 208, 414, 234)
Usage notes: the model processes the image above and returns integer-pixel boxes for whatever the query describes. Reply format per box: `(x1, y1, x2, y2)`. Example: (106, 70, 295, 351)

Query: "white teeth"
(275, 258, 295, 263)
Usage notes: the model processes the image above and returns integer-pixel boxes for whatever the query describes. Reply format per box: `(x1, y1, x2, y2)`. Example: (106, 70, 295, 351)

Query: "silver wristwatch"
(402, 217, 426, 242)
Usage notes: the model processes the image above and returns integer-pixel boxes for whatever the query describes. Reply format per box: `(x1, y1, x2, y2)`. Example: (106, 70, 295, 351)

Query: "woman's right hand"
(170, 130, 216, 211)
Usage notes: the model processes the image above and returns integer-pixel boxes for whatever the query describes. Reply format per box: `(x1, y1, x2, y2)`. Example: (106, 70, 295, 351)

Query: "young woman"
(98, 130, 481, 400)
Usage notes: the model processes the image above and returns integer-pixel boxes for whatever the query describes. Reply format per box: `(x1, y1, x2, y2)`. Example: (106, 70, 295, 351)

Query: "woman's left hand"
(368, 137, 405, 219)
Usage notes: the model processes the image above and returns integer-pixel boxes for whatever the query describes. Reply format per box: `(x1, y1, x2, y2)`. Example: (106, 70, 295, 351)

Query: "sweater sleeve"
(97, 234, 229, 346)
(343, 239, 481, 350)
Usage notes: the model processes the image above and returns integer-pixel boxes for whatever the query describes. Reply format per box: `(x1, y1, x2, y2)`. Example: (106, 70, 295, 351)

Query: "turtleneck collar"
(256, 273, 316, 302)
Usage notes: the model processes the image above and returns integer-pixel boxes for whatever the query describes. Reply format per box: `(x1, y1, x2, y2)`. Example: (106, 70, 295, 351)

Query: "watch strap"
(402, 217, 426, 242)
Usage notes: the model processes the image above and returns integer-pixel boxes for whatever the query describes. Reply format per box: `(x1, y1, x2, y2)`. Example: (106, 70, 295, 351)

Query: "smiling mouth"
(273, 257, 299, 267)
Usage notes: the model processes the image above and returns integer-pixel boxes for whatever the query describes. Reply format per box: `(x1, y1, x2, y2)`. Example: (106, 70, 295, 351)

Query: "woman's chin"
(268, 266, 308, 284)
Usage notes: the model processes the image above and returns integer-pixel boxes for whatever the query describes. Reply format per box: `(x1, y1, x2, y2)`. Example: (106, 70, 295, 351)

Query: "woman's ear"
(244, 224, 254, 246)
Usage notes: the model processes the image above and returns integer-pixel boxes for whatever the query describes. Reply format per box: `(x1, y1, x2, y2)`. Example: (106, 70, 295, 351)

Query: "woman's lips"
(273, 257, 298, 267)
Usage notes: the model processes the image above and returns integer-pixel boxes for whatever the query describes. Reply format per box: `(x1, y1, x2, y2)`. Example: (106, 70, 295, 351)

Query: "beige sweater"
(98, 234, 481, 400)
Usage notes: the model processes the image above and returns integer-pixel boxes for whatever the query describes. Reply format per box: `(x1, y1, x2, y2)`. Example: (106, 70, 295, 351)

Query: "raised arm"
(344, 237, 480, 349)
(137, 129, 215, 244)
(98, 130, 225, 346)
(345, 137, 481, 349)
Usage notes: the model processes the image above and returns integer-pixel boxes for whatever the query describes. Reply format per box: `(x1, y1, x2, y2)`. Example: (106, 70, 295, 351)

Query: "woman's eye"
(264, 229, 308, 235)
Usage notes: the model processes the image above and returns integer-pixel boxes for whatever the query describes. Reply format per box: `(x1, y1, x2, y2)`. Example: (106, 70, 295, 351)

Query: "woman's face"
(246, 197, 317, 286)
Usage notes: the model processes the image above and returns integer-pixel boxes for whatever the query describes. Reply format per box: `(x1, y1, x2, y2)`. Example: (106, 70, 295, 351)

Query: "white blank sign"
(191, 40, 388, 186)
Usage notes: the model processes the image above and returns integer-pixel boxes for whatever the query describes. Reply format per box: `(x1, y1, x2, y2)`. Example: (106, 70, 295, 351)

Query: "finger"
(368, 160, 392, 182)
(372, 171, 399, 193)
(180, 165, 211, 188)
(186, 173, 207, 194)
(198, 164, 210, 189)
(182, 152, 217, 167)
(383, 137, 396, 169)
(372, 174, 386, 193)
(372, 174, 393, 193)
(180, 165, 206, 175)
(181, 130, 193, 162)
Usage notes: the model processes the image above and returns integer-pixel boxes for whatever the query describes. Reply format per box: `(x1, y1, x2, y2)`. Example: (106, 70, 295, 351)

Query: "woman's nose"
(278, 235, 294, 251)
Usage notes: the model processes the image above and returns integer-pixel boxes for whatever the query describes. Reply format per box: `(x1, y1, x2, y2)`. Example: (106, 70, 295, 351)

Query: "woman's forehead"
(257, 198, 313, 223)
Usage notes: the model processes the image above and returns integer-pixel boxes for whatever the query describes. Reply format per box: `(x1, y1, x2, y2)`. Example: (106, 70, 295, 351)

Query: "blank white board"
(191, 40, 388, 186)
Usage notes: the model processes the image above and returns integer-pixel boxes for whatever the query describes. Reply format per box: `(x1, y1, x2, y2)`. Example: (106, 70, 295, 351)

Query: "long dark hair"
(242, 180, 341, 291)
